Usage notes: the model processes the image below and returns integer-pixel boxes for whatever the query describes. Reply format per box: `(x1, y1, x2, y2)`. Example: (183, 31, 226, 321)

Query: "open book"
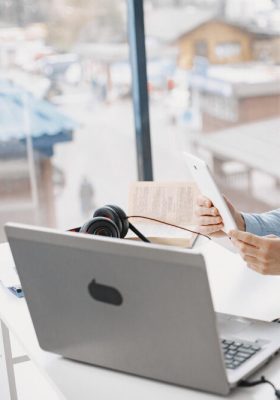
(127, 182, 200, 248)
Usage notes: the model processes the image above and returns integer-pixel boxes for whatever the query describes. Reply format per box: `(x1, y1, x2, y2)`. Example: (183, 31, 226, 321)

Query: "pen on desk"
(8, 285, 24, 298)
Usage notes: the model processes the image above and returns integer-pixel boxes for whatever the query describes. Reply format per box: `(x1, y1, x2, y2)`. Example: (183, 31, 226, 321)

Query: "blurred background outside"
(0, 0, 280, 241)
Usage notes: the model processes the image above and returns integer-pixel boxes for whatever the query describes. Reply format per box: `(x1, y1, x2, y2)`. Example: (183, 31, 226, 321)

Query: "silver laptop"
(5, 223, 280, 396)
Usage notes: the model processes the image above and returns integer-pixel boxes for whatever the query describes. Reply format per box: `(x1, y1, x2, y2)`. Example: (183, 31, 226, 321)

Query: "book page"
(128, 181, 199, 227)
(127, 182, 200, 248)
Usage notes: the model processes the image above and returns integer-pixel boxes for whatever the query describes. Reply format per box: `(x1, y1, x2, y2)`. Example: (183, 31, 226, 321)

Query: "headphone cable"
(239, 375, 280, 398)
(127, 215, 211, 240)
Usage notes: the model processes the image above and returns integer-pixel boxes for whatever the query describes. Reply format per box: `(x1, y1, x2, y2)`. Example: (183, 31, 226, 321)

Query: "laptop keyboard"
(221, 339, 261, 370)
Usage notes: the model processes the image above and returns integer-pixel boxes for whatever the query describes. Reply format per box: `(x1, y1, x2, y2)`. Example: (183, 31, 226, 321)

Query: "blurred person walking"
(79, 177, 96, 218)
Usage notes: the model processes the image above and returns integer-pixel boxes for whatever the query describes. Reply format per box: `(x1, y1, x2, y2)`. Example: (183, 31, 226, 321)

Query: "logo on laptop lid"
(88, 279, 123, 306)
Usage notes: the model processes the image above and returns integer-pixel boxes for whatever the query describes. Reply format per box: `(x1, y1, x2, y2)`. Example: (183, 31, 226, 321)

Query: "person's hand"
(229, 230, 280, 275)
(195, 195, 245, 235)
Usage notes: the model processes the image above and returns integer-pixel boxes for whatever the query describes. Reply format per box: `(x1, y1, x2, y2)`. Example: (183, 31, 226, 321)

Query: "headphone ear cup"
(105, 205, 129, 238)
(79, 217, 120, 237)
(93, 205, 127, 238)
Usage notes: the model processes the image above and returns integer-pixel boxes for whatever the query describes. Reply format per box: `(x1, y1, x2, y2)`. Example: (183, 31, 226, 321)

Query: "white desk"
(2, 240, 280, 400)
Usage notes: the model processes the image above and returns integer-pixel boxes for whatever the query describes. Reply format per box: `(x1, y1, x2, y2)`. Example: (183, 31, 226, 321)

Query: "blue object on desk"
(8, 285, 24, 298)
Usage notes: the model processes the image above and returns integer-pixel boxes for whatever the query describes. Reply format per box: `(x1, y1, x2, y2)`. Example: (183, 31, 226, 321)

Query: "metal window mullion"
(127, 0, 153, 181)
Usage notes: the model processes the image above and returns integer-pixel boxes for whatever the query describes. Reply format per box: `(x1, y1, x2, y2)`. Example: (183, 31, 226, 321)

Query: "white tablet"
(184, 153, 237, 234)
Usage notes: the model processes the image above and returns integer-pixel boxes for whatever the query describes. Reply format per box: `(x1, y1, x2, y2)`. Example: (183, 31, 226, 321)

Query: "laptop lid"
(5, 223, 229, 395)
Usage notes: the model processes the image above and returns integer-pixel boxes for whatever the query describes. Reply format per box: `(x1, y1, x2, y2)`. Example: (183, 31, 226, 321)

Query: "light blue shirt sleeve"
(242, 209, 280, 237)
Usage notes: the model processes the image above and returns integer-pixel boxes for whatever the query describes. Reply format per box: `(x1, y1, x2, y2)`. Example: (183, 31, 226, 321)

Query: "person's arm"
(242, 209, 280, 237)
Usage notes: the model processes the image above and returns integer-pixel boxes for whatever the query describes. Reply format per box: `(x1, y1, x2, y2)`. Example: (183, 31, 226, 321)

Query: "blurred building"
(189, 63, 280, 132)
(145, 6, 280, 69)
(190, 117, 280, 202)
(176, 19, 254, 69)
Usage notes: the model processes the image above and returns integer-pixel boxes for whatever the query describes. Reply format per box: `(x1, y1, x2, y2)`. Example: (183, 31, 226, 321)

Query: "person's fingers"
(243, 255, 259, 264)
(229, 230, 261, 248)
(196, 223, 224, 235)
(195, 206, 220, 217)
(198, 216, 223, 226)
(197, 195, 212, 208)
(246, 263, 262, 273)
(231, 238, 260, 257)
(247, 262, 272, 275)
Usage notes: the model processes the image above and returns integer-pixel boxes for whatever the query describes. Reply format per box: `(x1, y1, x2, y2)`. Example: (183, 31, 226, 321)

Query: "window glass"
(215, 42, 241, 59)
(0, 0, 136, 241)
(144, 0, 280, 215)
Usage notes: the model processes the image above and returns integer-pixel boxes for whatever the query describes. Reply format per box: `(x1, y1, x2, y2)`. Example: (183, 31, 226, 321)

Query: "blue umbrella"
(0, 80, 77, 157)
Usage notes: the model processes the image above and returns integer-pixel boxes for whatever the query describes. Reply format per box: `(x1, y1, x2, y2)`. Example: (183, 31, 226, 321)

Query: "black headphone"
(79, 205, 150, 242)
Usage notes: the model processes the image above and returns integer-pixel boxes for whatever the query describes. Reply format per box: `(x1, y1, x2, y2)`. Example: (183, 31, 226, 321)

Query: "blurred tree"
(0, 0, 125, 50)
(46, 0, 125, 51)
(0, 0, 50, 26)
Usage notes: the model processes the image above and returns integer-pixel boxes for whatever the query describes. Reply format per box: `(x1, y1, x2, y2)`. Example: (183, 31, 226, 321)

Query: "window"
(0, 0, 136, 241)
(144, 0, 280, 215)
(1, 0, 280, 242)
(215, 42, 241, 60)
